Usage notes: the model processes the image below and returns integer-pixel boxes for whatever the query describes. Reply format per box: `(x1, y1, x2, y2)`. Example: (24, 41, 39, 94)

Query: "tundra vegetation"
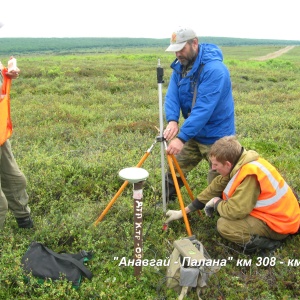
(0, 39, 299, 299)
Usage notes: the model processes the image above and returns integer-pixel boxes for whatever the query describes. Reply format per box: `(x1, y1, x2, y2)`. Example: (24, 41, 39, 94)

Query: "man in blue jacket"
(163, 27, 235, 202)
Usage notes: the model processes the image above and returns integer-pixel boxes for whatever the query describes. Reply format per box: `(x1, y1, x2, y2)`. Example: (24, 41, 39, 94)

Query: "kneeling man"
(166, 136, 300, 253)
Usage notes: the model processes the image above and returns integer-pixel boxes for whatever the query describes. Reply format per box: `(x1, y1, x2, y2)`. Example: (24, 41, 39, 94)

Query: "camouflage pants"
(168, 139, 218, 184)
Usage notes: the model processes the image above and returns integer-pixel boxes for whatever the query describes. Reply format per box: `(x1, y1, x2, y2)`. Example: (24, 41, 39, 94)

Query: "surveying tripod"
(94, 60, 197, 236)
(94, 137, 196, 236)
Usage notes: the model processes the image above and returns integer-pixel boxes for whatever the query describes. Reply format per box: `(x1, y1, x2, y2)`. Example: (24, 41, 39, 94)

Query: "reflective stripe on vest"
(250, 161, 289, 208)
(223, 160, 289, 206)
(223, 158, 300, 234)
(223, 171, 239, 200)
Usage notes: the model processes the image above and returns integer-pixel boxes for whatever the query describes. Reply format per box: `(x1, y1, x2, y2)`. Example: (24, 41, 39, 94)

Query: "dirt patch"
(253, 46, 295, 61)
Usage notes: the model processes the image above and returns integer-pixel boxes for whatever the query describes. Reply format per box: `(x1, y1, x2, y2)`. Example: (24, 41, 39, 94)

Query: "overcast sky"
(0, 0, 299, 41)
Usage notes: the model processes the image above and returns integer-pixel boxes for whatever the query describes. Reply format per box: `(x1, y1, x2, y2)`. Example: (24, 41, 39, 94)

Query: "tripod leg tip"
(162, 223, 168, 231)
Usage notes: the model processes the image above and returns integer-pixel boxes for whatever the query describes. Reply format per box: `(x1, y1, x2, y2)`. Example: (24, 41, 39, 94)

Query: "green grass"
(0, 46, 299, 299)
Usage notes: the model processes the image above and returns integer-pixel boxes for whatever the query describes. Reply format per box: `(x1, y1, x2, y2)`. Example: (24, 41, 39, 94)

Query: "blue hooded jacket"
(164, 43, 235, 145)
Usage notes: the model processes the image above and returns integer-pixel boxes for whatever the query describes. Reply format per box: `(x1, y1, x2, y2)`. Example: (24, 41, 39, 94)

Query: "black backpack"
(21, 241, 93, 288)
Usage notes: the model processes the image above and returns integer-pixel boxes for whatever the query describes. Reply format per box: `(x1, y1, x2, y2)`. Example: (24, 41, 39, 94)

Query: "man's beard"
(178, 47, 197, 67)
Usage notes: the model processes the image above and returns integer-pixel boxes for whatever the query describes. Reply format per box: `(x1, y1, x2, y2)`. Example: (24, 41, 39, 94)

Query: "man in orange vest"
(0, 22, 33, 229)
(166, 136, 300, 253)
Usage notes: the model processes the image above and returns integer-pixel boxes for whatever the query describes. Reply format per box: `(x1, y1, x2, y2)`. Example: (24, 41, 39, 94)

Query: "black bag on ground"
(21, 241, 93, 288)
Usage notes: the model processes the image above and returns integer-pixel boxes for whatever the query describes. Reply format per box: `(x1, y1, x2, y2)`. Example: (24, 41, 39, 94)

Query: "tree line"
(1, 37, 300, 55)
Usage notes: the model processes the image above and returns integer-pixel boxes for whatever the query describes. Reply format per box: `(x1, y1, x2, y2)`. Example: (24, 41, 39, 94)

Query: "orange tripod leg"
(167, 154, 192, 236)
(171, 154, 203, 218)
(170, 154, 194, 200)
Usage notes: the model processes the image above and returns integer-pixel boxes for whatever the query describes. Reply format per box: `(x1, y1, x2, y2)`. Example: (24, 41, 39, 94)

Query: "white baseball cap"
(165, 27, 197, 52)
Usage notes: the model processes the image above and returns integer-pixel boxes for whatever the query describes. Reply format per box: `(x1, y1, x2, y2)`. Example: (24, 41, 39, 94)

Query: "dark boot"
(16, 216, 34, 229)
(244, 235, 281, 253)
(165, 173, 184, 203)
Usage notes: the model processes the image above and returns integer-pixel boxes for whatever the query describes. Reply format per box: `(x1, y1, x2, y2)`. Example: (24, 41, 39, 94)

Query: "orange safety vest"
(0, 68, 13, 145)
(223, 157, 300, 234)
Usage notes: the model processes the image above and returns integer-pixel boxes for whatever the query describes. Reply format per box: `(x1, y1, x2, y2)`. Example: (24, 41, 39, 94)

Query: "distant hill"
(1, 37, 300, 55)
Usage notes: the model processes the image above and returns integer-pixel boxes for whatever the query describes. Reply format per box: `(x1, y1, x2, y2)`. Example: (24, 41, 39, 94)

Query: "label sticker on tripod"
(133, 189, 143, 200)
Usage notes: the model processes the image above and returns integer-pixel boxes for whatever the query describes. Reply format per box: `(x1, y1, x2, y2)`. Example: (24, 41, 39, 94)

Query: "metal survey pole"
(118, 167, 149, 278)
(157, 59, 166, 212)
